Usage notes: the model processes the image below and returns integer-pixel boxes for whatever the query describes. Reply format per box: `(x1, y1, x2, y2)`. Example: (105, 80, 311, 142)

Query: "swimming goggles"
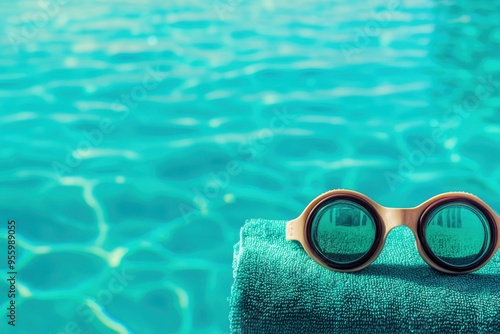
(286, 190, 499, 274)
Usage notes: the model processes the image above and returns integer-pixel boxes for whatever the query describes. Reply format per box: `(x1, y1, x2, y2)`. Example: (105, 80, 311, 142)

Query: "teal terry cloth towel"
(229, 219, 500, 334)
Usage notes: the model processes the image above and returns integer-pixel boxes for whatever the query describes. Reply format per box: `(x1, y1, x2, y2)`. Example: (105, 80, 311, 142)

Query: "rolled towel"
(229, 219, 500, 333)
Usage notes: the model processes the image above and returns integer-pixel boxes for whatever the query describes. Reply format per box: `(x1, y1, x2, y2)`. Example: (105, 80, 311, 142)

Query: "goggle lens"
(423, 202, 493, 268)
(310, 199, 377, 265)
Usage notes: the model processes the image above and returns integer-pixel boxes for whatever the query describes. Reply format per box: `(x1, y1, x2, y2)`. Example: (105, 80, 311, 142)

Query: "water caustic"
(2, 0, 500, 332)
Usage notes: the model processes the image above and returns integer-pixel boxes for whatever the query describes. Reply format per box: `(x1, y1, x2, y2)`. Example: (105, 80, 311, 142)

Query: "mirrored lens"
(423, 202, 492, 268)
(310, 199, 377, 265)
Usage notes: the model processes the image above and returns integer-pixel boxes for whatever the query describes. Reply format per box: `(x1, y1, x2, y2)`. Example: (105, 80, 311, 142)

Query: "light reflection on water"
(0, 0, 500, 333)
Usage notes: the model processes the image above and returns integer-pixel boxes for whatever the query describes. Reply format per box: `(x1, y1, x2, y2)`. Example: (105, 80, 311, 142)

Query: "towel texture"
(229, 219, 500, 334)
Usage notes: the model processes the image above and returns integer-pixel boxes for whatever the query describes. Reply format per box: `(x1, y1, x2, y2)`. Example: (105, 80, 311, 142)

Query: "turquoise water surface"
(1, 0, 500, 333)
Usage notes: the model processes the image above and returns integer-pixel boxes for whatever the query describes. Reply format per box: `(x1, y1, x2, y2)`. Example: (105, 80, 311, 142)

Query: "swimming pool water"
(1, 0, 500, 333)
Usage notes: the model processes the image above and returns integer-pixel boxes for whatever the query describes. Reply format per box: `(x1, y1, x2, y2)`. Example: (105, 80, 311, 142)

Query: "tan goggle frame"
(286, 189, 500, 274)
